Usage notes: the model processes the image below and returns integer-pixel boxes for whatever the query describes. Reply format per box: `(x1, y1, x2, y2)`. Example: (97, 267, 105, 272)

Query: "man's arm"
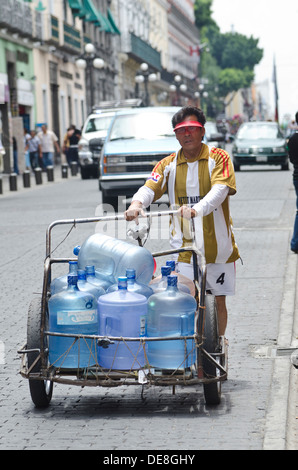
(125, 186, 155, 221)
(179, 184, 229, 219)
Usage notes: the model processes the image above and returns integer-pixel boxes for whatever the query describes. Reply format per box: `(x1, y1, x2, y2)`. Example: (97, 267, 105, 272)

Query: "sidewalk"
(264, 244, 298, 450)
(0, 163, 80, 196)
(287, 256, 298, 449)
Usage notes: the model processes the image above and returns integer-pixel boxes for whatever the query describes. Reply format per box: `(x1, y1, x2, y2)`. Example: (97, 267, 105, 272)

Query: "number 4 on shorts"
(216, 273, 225, 285)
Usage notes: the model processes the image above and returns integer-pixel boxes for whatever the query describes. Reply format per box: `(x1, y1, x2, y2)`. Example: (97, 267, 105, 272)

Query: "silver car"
(99, 107, 181, 206)
(232, 121, 289, 171)
(78, 109, 117, 179)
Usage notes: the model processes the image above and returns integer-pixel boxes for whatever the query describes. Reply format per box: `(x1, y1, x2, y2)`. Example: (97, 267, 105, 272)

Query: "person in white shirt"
(37, 124, 60, 168)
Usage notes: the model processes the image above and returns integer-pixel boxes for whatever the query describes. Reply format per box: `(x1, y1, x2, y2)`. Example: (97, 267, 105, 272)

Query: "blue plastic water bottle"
(150, 266, 171, 293)
(97, 277, 148, 370)
(50, 261, 78, 295)
(85, 265, 113, 291)
(147, 275, 196, 369)
(48, 274, 98, 369)
(166, 260, 191, 294)
(77, 269, 105, 299)
(107, 268, 153, 298)
(77, 232, 155, 285)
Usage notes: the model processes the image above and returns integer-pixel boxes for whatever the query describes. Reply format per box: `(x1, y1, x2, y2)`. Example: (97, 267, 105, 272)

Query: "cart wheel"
(27, 296, 53, 408)
(202, 295, 221, 405)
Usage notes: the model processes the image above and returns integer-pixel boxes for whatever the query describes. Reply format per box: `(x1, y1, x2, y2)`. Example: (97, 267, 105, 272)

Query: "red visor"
(174, 120, 204, 132)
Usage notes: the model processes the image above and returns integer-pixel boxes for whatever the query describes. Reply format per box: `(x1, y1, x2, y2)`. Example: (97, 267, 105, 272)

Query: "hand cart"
(18, 211, 228, 408)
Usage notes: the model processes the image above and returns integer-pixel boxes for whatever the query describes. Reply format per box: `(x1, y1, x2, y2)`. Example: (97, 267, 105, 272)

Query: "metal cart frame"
(18, 211, 228, 407)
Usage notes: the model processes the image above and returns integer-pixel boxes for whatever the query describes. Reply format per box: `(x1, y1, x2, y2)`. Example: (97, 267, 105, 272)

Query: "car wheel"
(233, 161, 240, 171)
(281, 162, 289, 171)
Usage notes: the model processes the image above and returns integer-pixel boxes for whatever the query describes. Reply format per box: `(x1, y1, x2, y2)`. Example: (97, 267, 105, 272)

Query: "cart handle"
(46, 209, 180, 258)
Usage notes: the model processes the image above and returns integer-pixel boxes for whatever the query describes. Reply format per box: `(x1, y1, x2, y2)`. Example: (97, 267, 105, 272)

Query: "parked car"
(78, 99, 142, 179)
(99, 107, 181, 206)
(204, 121, 226, 148)
(232, 121, 289, 171)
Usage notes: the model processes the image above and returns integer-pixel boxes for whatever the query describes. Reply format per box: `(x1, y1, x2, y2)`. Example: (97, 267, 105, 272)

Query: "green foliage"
(213, 32, 263, 70)
(194, 0, 264, 114)
(194, 0, 216, 28)
(218, 67, 255, 97)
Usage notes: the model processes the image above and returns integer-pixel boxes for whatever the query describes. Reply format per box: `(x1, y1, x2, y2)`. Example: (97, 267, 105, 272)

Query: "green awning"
(107, 8, 121, 35)
(82, 0, 111, 32)
(68, 0, 82, 12)
(68, 0, 119, 35)
(68, 0, 86, 19)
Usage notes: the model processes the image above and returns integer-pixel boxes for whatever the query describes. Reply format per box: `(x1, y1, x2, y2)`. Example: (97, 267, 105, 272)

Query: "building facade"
(0, 0, 120, 172)
(0, 0, 200, 173)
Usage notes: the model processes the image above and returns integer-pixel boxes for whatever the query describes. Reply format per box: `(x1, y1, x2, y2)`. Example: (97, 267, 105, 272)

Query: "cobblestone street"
(0, 164, 297, 450)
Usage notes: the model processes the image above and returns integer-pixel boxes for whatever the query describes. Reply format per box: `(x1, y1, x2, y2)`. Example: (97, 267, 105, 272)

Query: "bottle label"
(57, 309, 97, 325)
(140, 315, 147, 337)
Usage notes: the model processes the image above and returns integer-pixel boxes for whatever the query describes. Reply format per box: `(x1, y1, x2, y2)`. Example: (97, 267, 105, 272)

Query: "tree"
(194, 0, 263, 116)
(218, 67, 255, 97)
(213, 32, 263, 71)
(194, 0, 216, 29)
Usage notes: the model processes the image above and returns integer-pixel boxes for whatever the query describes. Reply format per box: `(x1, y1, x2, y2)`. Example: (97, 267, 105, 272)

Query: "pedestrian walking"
(0, 135, 5, 173)
(37, 124, 60, 168)
(12, 136, 19, 174)
(125, 106, 240, 337)
(65, 125, 81, 167)
(287, 111, 298, 253)
(27, 130, 40, 170)
(24, 128, 31, 170)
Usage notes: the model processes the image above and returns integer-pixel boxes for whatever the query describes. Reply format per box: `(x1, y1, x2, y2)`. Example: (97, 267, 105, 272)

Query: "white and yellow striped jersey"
(144, 143, 240, 265)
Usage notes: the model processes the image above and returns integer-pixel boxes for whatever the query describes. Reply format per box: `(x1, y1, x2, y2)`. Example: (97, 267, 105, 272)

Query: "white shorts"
(176, 261, 236, 296)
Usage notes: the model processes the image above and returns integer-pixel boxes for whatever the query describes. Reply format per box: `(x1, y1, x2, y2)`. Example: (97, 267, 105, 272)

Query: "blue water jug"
(107, 268, 153, 298)
(150, 266, 171, 293)
(97, 277, 148, 370)
(77, 269, 105, 299)
(147, 275, 196, 369)
(85, 265, 113, 291)
(48, 274, 98, 369)
(77, 232, 154, 285)
(50, 261, 78, 295)
(166, 260, 191, 294)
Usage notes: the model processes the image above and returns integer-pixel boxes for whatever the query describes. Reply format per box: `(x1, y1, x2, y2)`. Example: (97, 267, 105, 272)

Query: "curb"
(0, 164, 80, 197)
(263, 239, 298, 450)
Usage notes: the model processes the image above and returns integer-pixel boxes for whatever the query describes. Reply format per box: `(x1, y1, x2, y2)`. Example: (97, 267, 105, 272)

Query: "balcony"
(47, 15, 60, 45)
(0, 0, 32, 35)
(62, 22, 82, 53)
(0, 0, 42, 41)
(124, 33, 162, 71)
(44, 15, 82, 55)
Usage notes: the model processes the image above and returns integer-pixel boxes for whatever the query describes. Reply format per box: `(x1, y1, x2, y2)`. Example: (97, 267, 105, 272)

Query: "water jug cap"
(161, 266, 171, 276)
(118, 277, 127, 290)
(85, 265, 95, 275)
(166, 260, 176, 271)
(68, 274, 78, 286)
(69, 260, 78, 265)
(126, 268, 136, 279)
(77, 269, 86, 280)
(73, 245, 81, 256)
(167, 275, 178, 287)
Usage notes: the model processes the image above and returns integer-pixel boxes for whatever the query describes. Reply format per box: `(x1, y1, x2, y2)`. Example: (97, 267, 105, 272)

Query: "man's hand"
(178, 206, 197, 219)
(124, 201, 145, 221)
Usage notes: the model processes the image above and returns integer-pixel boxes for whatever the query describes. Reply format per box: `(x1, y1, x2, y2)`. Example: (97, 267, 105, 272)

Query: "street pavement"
(0, 161, 297, 451)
